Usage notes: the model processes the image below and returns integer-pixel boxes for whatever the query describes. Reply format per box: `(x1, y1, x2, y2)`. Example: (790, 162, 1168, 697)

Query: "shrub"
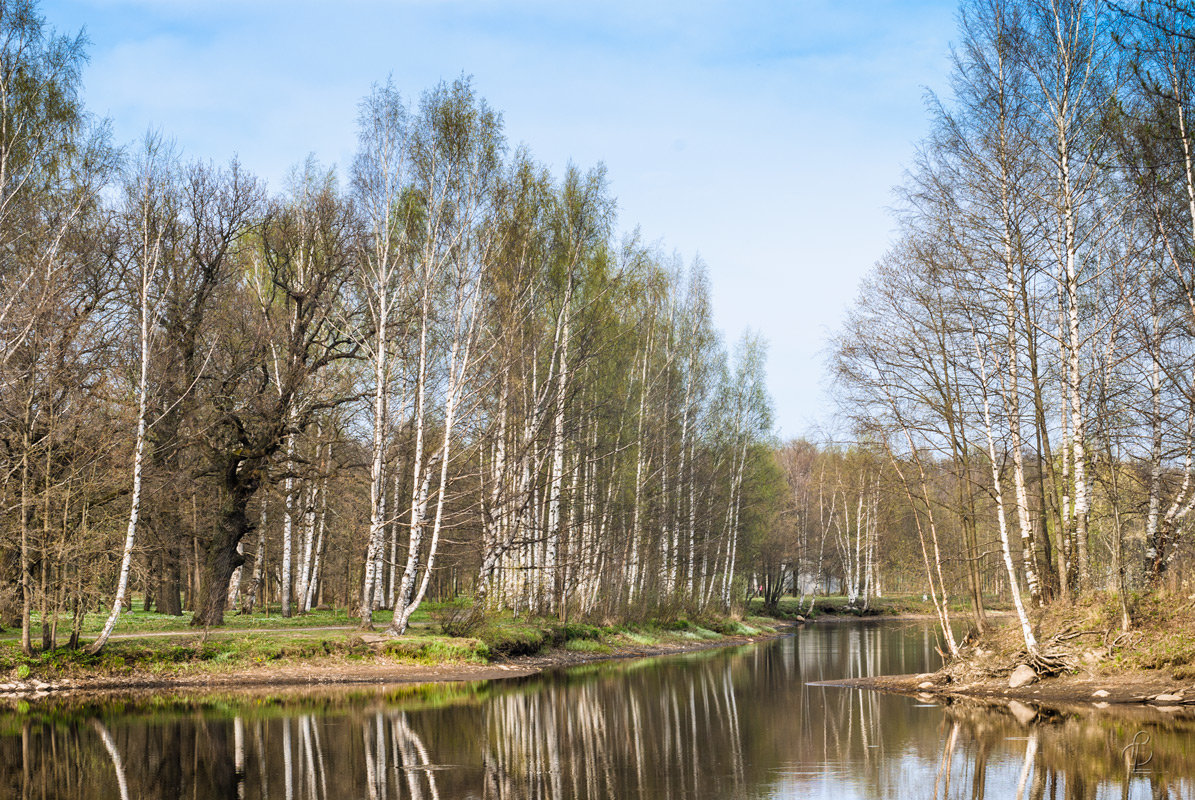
(434, 598, 486, 637)
(480, 618, 566, 657)
(563, 622, 603, 641)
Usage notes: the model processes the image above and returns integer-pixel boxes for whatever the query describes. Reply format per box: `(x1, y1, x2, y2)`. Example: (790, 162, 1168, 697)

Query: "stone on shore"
(1008, 665, 1037, 689)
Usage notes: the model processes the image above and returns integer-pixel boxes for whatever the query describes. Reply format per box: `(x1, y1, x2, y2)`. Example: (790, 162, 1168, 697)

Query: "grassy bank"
(0, 605, 420, 640)
(0, 605, 782, 684)
(824, 590, 1195, 708)
(945, 590, 1195, 680)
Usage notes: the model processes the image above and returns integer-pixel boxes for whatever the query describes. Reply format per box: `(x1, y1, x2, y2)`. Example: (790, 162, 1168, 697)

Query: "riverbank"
(0, 610, 794, 700)
(825, 591, 1195, 711)
(748, 593, 1012, 621)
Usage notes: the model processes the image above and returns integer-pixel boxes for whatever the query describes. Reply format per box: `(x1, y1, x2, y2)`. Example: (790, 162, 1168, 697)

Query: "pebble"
(918, 681, 935, 689)
(1153, 693, 1184, 703)
(1092, 689, 1110, 698)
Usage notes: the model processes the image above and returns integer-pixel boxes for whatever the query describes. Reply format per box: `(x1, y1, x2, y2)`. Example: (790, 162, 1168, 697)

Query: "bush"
(480, 626, 544, 657)
(381, 637, 488, 664)
(563, 622, 603, 641)
(434, 598, 486, 637)
(659, 618, 695, 632)
(479, 618, 569, 657)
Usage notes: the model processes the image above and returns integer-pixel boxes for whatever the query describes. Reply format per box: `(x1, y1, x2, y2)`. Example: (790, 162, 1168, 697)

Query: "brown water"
(2, 620, 1193, 799)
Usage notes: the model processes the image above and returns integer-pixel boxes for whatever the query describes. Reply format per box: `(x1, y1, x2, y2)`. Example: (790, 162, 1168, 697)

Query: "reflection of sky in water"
(2, 621, 1194, 799)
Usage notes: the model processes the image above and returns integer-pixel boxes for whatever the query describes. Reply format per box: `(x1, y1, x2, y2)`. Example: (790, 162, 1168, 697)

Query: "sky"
(42, 0, 959, 440)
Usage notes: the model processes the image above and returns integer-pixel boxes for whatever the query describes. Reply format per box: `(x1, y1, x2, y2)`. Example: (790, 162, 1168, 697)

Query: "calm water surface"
(2, 620, 1193, 799)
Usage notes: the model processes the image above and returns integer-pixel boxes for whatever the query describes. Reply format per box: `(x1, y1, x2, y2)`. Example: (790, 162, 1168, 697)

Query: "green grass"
(0, 629, 492, 679)
(379, 635, 490, 664)
(0, 602, 778, 681)
(1, 602, 441, 641)
(564, 639, 613, 654)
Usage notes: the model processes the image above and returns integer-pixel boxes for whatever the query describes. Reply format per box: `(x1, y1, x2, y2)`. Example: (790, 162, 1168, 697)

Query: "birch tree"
(90, 137, 172, 654)
(386, 79, 502, 635)
(352, 80, 415, 622)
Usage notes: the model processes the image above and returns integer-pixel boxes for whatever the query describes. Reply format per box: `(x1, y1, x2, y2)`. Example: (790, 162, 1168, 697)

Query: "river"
(2, 619, 1193, 799)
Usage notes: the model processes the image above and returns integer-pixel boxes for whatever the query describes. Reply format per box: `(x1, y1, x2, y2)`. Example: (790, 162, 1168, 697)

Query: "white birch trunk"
(90, 195, 158, 654)
(544, 291, 571, 612)
(295, 441, 319, 613)
(628, 341, 651, 605)
(280, 423, 297, 618)
(387, 462, 401, 608)
(975, 332, 1038, 651)
(389, 261, 480, 634)
(303, 442, 330, 612)
(226, 540, 244, 611)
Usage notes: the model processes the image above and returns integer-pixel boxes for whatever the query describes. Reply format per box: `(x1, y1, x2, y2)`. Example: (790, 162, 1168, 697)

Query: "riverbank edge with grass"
(820, 592, 1195, 712)
(747, 594, 1013, 621)
(0, 611, 798, 698)
(817, 669, 1195, 711)
(0, 592, 969, 698)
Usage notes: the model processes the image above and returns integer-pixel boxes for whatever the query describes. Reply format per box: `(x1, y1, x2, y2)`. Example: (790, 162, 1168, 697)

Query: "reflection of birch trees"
(10, 626, 1195, 798)
(482, 659, 748, 799)
(91, 720, 131, 800)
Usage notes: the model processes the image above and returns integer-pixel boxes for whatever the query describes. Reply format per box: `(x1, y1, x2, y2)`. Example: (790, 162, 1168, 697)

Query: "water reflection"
(3, 622, 1195, 799)
(930, 702, 1195, 800)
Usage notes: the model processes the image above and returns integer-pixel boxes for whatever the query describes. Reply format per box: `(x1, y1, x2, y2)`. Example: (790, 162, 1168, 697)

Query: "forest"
(761, 0, 1195, 664)
(16, 0, 1195, 672)
(0, 0, 777, 655)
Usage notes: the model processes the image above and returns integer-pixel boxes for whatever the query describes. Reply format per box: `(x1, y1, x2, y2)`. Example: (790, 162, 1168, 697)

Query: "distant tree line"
(0, 0, 776, 653)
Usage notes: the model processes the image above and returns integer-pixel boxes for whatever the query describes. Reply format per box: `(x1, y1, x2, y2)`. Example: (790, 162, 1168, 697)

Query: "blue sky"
(42, 0, 959, 440)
